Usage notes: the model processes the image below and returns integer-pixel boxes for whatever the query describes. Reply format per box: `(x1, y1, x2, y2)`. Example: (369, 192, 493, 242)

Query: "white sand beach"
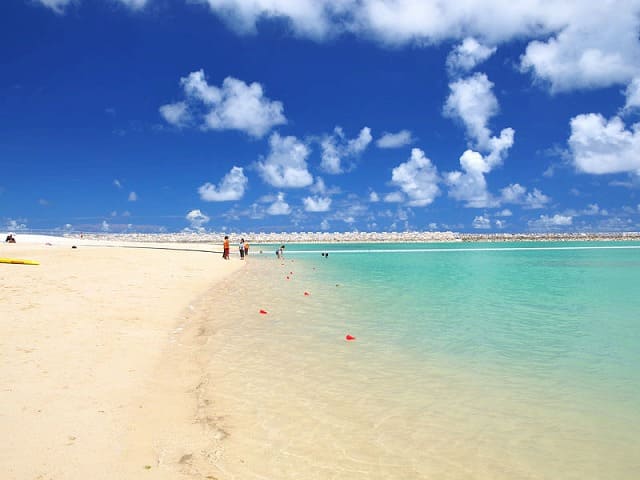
(0, 235, 244, 479)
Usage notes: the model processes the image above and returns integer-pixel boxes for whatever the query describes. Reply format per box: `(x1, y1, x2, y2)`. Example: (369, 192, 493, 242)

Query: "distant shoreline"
(49, 231, 640, 244)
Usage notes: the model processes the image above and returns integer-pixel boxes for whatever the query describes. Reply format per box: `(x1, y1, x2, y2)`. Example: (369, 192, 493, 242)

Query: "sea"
(196, 241, 640, 479)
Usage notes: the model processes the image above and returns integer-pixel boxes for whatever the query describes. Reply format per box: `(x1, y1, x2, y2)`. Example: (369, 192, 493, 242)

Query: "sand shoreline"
(0, 237, 244, 479)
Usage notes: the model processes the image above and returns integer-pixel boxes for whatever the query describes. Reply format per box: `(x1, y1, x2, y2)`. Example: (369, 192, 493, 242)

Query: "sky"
(2, 0, 640, 234)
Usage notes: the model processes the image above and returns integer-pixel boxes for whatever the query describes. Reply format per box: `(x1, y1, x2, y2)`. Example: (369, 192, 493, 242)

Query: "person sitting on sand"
(5, 233, 16, 243)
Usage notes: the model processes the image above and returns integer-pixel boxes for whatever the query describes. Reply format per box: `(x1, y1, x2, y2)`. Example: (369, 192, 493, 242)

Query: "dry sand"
(0, 237, 244, 479)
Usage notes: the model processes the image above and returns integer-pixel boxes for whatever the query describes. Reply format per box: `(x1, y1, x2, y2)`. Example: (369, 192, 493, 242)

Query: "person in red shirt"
(223, 235, 230, 260)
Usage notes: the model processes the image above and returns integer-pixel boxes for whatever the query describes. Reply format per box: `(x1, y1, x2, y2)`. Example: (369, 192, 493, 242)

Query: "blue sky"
(2, 0, 640, 234)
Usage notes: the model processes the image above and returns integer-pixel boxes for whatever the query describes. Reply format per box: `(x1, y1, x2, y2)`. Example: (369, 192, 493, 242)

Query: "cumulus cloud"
(193, 0, 350, 39)
(443, 73, 498, 149)
(320, 126, 372, 174)
(500, 183, 550, 209)
(624, 77, 640, 112)
(128, 191, 138, 202)
(581, 203, 608, 216)
(35, 0, 75, 13)
(161, 70, 286, 138)
(520, 6, 640, 92)
(472, 215, 491, 229)
(113, 179, 122, 189)
(258, 133, 313, 188)
(198, 166, 248, 201)
(376, 130, 414, 148)
(444, 128, 515, 208)
(267, 192, 291, 215)
(159, 101, 190, 127)
(194, 2, 640, 95)
(384, 192, 404, 203)
(37, 0, 148, 13)
(389, 148, 440, 207)
(569, 114, 640, 175)
(528, 214, 573, 230)
(369, 191, 380, 202)
(117, 0, 149, 9)
(303, 196, 332, 212)
(186, 209, 211, 230)
(446, 38, 496, 77)
(5, 218, 27, 231)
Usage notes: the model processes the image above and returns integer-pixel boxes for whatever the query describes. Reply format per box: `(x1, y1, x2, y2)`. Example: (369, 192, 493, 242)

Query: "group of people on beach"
(222, 235, 249, 260)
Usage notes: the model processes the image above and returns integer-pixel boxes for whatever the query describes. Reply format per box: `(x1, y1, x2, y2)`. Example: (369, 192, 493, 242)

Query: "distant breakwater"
(66, 231, 640, 244)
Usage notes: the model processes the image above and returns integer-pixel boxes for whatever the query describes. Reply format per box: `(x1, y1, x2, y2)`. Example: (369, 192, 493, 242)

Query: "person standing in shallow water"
(223, 235, 230, 260)
(239, 238, 245, 260)
(244, 239, 249, 256)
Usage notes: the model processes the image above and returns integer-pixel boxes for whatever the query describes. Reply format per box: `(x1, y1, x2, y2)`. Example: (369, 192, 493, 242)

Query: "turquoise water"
(201, 242, 640, 479)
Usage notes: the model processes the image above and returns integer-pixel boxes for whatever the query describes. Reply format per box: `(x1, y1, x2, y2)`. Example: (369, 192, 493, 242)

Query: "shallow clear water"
(200, 242, 640, 479)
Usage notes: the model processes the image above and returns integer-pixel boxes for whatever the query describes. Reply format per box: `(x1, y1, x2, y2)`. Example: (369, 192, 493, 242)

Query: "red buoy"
(259, 309, 268, 315)
(345, 334, 356, 341)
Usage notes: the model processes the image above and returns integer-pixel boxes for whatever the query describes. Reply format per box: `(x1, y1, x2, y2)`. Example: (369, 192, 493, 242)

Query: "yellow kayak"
(0, 257, 40, 265)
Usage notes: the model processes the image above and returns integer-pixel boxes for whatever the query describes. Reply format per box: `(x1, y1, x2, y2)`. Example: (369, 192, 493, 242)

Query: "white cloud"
(581, 203, 608, 216)
(198, 166, 248, 201)
(472, 215, 491, 229)
(320, 126, 372, 174)
(101, 220, 110, 232)
(310, 177, 327, 194)
(258, 133, 313, 188)
(303, 196, 332, 212)
(445, 128, 514, 208)
(194, 0, 347, 39)
(376, 130, 414, 148)
(384, 192, 404, 203)
(495, 219, 506, 229)
(443, 73, 498, 148)
(159, 101, 190, 127)
(624, 77, 640, 112)
(161, 70, 286, 138)
(320, 219, 330, 230)
(528, 214, 573, 229)
(113, 179, 122, 189)
(117, 0, 149, 10)
(496, 209, 512, 217)
(389, 148, 440, 207)
(267, 192, 291, 215)
(36, 0, 75, 13)
(6, 218, 27, 231)
(37, 0, 148, 13)
(520, 6, 640, 92)
(128, 191, 138, 202)
(186, 209, 211, 230)
(569, 114, 640, 174)
(195, 2, 640, 95)
(446, 38, 496, 77)
(369, 191, 380, 202)
(500, 183, 550, 209)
